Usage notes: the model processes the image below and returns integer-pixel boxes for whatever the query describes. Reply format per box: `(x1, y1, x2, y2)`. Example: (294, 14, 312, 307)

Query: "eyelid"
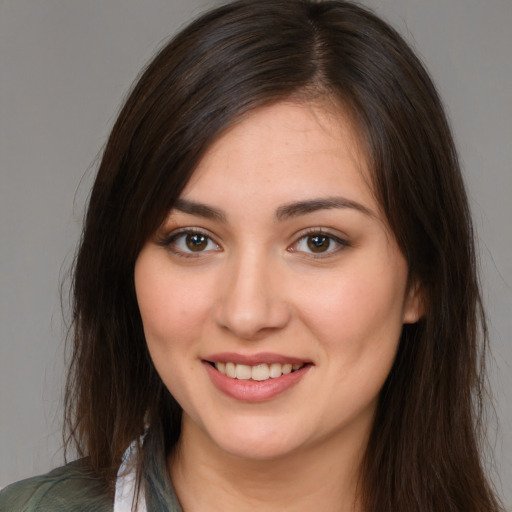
(156, 226, 349, 258)
(288, 228, 351, 257)
(156, 227, 222, 257)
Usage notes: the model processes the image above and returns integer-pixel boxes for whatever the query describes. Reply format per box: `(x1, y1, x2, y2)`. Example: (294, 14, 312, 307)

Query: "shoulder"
(0, 460, 112, 512)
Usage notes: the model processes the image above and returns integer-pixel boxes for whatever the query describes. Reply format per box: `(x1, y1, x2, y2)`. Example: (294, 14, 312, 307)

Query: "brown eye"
(307, 235, 331, 253)
(162, 230, 220, 256)
(289, 231, 348, 257)
(185, 233, 209, 251)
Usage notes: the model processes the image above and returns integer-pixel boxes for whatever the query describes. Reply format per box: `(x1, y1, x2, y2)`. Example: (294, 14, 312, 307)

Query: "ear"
(403, 280, 424, 324)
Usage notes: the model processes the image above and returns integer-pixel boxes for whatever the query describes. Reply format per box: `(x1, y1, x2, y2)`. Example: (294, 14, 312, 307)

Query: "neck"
(169, 416, 367, 512)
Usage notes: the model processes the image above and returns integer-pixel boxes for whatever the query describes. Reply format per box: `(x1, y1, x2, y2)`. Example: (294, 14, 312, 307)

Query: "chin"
(217, 437, 298, 461)
(206, 418, 306, 461)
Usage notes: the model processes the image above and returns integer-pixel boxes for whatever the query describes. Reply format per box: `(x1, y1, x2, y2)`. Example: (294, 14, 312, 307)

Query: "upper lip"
(204, 352, 310, 366)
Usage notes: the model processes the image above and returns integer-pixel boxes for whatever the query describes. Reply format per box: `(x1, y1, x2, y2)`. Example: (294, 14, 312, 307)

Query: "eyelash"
(289, 228, 350, 258)
(157, 228, 221, 259)
(157, 227, 350, 259)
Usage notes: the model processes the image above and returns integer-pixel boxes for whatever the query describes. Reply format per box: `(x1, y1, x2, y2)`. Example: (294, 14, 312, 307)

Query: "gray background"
(1, 0, 510, 506)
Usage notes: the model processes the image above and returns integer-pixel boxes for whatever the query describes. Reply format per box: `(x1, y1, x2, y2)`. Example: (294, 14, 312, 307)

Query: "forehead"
(180, 101, 376, 211)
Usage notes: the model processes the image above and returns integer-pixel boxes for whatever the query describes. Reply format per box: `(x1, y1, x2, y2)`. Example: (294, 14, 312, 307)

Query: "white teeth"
(214, 362, 304, 381)
(235, 364, 252, 380)
(269, 363, 282, 378)
(225, 362, 236, 378)
(251, 364, 270, 381)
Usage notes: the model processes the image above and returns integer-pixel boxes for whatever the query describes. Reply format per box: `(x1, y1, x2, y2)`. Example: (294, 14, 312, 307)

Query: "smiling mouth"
(210, 361, 306, 381)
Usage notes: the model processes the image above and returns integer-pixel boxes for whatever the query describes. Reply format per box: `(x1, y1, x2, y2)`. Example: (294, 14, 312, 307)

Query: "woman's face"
(135, 102, 421, 461)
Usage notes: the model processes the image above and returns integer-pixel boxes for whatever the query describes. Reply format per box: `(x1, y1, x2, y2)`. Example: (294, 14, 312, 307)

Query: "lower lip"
(203, 362, 311, 402)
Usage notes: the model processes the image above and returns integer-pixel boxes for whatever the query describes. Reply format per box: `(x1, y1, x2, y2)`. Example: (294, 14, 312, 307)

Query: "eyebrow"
(172, 196, 374, 223)
(173, 197, 376, 223)
(173, 198, 227, 222)
(275, 197, 375, 221)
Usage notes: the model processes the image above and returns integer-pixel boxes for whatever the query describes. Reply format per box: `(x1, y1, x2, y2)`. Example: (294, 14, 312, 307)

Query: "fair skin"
(135, 101, 422, 511)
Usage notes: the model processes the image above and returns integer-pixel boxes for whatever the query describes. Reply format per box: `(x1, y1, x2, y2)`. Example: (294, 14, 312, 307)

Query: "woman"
(0, 0, 503, 510)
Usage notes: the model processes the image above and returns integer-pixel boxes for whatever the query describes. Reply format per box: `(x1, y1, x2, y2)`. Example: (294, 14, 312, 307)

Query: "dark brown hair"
(65, 1, 502, 510)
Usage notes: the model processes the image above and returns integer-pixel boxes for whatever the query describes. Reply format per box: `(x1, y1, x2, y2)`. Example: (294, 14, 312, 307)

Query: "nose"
(213, 251, 291, 340)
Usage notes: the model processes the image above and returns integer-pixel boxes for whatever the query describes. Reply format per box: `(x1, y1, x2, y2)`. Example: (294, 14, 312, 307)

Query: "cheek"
(134, 258, 217, 408)
(298, 255, 408, 357)
(134, 258, 213, 356)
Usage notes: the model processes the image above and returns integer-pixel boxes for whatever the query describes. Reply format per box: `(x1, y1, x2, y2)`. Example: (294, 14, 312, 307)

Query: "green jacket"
(0, 430, 183, 511)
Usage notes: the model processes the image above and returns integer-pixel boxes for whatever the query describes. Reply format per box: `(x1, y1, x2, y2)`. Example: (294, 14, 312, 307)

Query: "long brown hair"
(65, 1, 502, 510)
